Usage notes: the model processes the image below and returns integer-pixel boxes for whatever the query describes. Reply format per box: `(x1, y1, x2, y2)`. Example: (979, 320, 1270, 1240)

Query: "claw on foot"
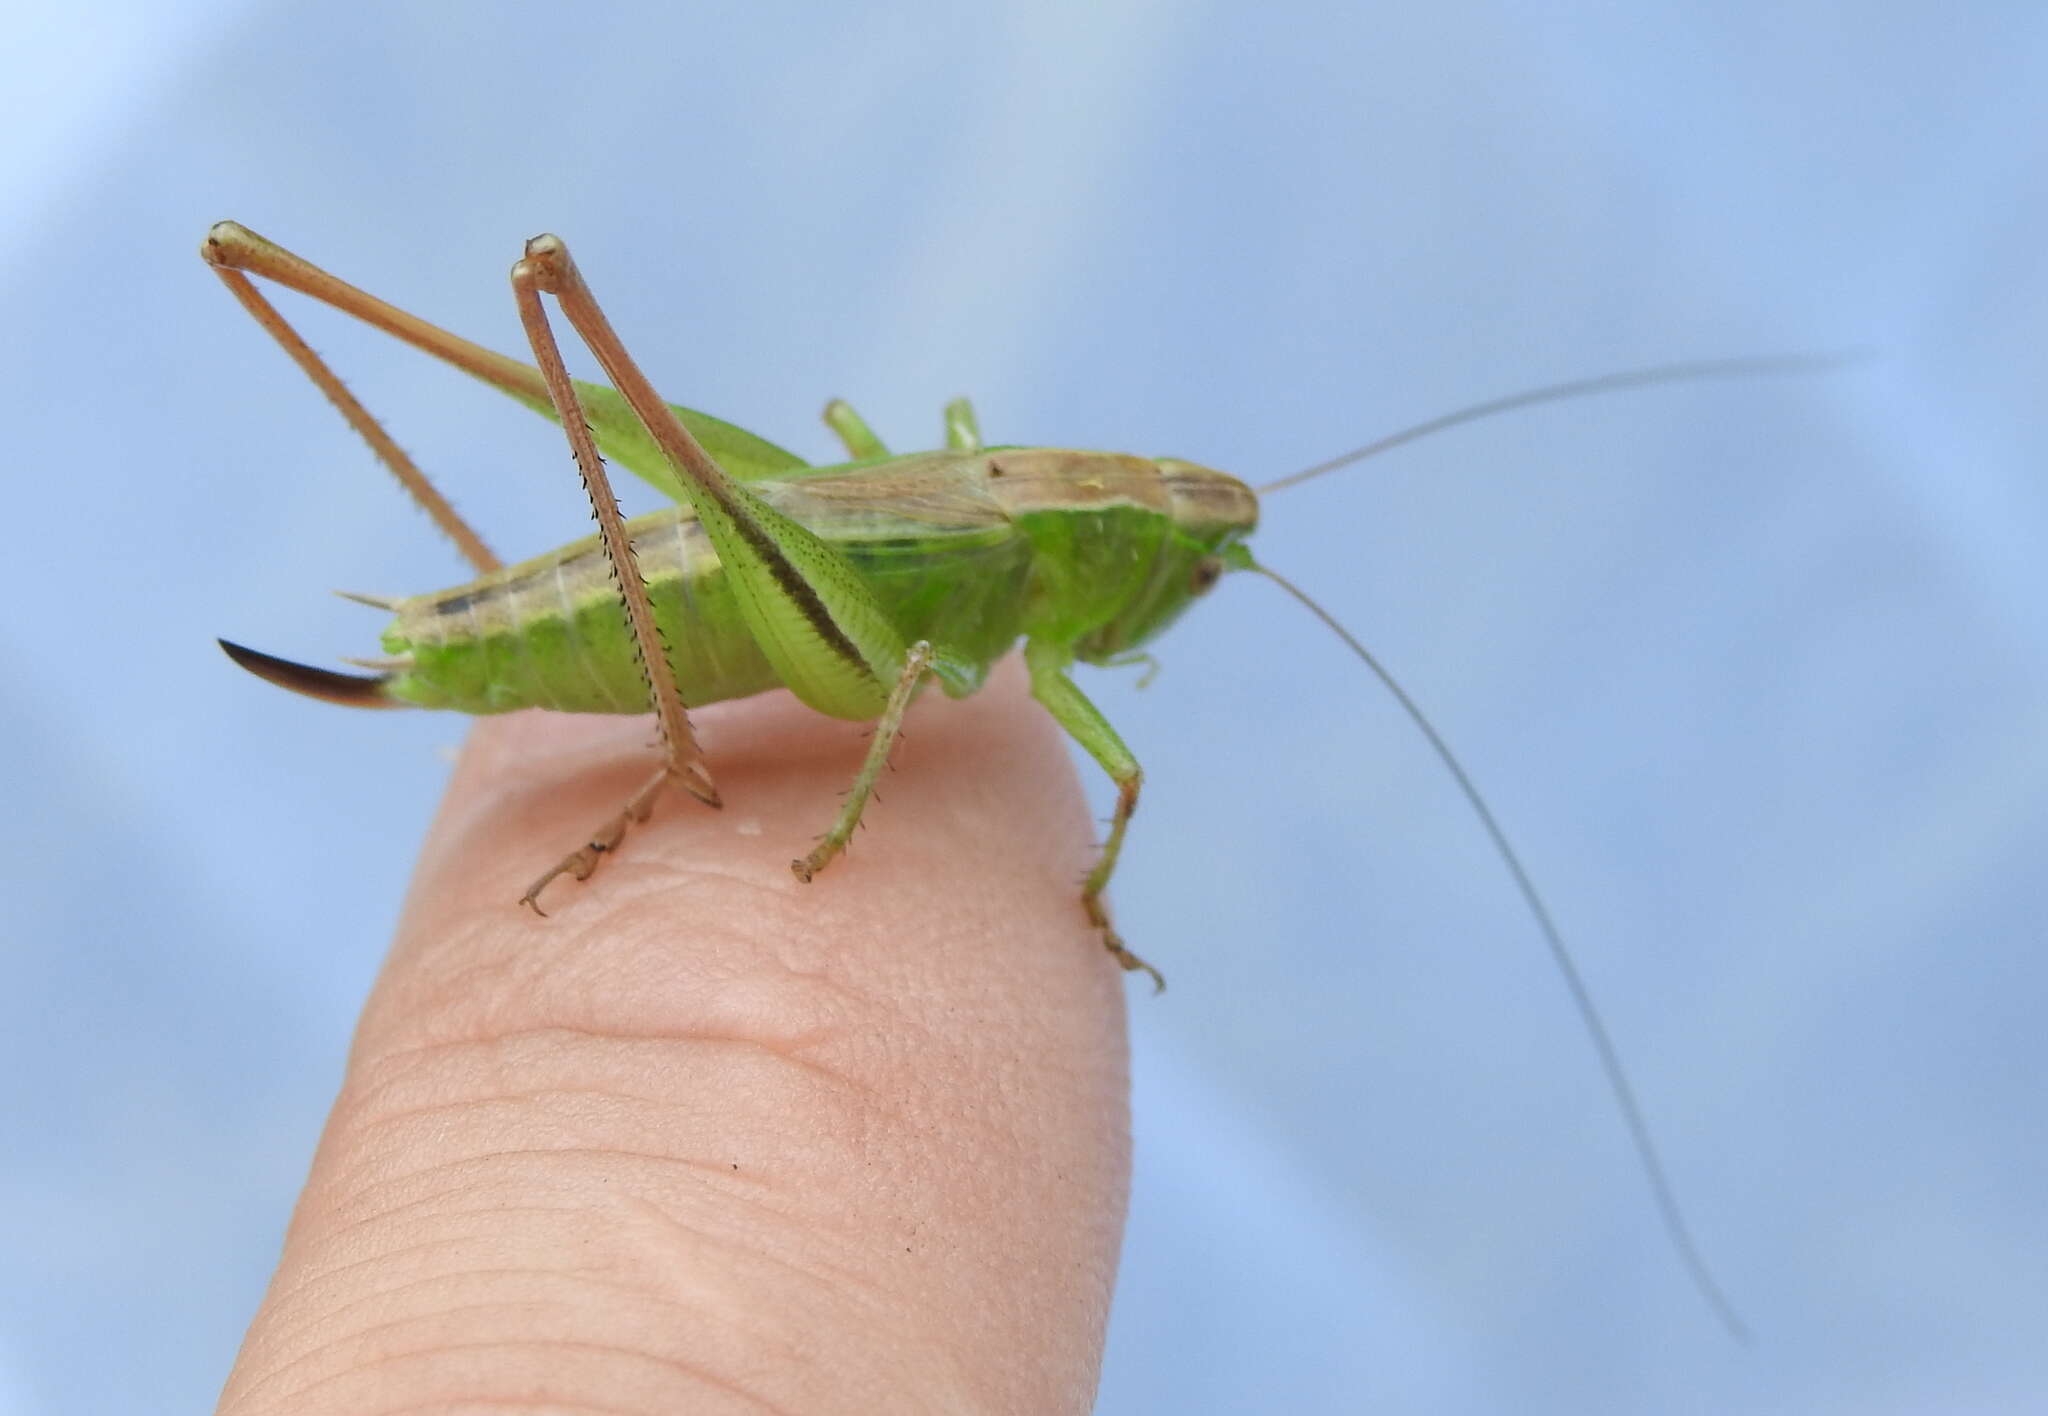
(1086, 894, 1163, 991)
(793, 821, 850, 883)
(1104, 929, 1166, 993)
(515, 763, 684, 915)
(520, 840, 609, 914)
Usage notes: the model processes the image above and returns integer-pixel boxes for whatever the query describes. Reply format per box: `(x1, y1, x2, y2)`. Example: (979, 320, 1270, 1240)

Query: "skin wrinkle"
(341, 1096, 796, 1187)
(310, 1141, 895, 1293)
(304, 1200, 593, 1254)
(348, 1020, 890, 1122)
(236, 1295, 626, 1406)
(251, 1234, 626, 1357)
(368, 900, 842, 1054)
(292, 1140, 786, 1252)
(241, 1267, 810, 1410)
(262, 1233, 521, 1313)
(244, 1243, 812, 1414)
(342, 1035, 882, 1132)
(473, 905, 951, 1063)
(343, 1082, 836, 1148)
(604, 1196, 899, 1339)
(627, 1185, 900, 1327)
(260, 1158, 651, 1305)
(310, 1148, 816, 1226)
(356, 1057, 868, 1172)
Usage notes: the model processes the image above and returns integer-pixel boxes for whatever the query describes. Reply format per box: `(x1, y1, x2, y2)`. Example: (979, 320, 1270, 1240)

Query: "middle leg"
(1023, 638, 1161, 990)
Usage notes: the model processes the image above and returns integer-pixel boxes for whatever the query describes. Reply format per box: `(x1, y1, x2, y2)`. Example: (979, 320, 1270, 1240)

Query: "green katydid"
(208, 220, 1825, 1338)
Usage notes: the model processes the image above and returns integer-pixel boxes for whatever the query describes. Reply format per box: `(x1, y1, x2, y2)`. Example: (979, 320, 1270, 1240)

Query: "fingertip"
(228, 666, 1134, 1411)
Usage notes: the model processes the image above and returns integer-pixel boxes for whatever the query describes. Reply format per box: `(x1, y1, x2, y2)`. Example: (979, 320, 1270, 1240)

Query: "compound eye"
(1189, 556, 1224, 594)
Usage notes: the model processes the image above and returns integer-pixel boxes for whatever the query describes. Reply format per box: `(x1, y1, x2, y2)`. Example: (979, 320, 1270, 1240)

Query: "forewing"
(508, 380, 810, 499)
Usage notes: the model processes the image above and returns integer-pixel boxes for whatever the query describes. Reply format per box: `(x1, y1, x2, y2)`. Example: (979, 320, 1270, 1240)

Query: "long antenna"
(1257, 353, 1856, 495)
(1251, 562, 1749, 1343)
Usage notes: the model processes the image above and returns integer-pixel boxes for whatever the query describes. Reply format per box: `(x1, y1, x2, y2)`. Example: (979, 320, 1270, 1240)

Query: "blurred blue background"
(5, 3, 2046, 1411)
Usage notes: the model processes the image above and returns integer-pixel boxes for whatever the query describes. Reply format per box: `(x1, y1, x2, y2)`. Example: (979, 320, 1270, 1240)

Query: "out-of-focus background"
(6, 4, 2045, 1411)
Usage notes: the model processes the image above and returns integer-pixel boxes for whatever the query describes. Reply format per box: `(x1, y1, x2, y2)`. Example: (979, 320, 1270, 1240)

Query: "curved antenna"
(1250, 562, 1749, 1342)
(1257, 353, 1859, 495)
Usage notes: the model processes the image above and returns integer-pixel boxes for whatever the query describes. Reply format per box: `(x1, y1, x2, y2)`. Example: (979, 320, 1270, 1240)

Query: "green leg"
(1100, 650, 1162, 689)
(942, 397, 982, 451)
(792, 642, 935, 882)
(1024, 638, 1161, 990)
(822, 398, 889, 460)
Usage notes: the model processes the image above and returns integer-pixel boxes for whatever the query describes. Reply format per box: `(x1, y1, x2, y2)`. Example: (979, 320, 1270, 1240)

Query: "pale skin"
(216, 671, 1131, 1415)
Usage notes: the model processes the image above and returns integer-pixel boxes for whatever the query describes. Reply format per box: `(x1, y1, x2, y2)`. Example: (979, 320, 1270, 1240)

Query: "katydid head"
(1071, 458, 1257, 663)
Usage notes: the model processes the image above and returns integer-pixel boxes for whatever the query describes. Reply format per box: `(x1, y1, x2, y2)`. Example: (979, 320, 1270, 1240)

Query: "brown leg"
(508, 240, 722, 910)
(201, 223, 501, 575)
(517, 766, 673, 913)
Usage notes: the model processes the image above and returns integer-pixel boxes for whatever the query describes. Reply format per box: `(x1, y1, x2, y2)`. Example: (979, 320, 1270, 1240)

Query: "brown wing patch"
(976, 450, 1173, 518)
(760, 451, 1013, 532)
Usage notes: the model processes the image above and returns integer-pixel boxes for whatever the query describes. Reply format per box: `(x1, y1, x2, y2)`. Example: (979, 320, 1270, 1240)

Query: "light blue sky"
(5, 3, 2046, 1411)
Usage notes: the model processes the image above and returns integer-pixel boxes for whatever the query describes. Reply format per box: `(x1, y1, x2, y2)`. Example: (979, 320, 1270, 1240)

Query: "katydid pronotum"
(209, 220, 1828, 1338)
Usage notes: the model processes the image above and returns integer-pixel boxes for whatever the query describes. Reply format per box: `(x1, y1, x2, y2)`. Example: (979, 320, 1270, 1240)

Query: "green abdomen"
(382, 498, 1034, 714)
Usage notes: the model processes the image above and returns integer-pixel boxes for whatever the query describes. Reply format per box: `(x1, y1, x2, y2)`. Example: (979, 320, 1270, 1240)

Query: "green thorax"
(379, 448, 1257, 716)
